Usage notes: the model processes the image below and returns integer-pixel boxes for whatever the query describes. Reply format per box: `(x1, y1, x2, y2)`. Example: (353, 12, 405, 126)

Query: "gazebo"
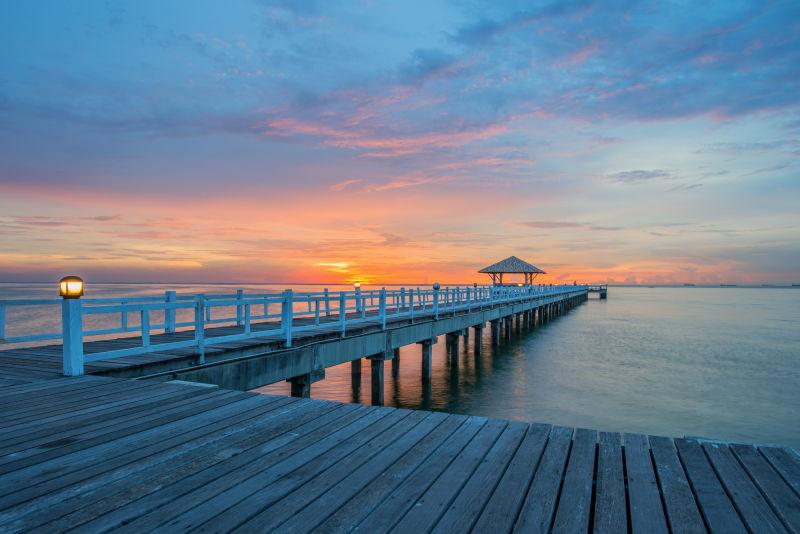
(479, 255, 545, 286)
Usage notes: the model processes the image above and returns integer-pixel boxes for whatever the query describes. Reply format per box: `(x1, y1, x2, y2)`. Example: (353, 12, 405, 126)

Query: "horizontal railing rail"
(0, 284, 589, 375)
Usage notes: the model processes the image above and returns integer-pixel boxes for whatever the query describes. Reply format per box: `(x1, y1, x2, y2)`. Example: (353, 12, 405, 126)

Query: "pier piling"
(419, 339, 433, 384)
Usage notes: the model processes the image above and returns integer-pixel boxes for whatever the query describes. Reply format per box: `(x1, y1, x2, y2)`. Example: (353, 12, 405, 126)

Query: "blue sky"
(0, 0, 798, 284)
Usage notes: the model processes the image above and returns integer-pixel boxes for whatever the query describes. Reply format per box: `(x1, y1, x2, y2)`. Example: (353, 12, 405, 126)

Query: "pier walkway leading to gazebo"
(0, 283, 587, 404)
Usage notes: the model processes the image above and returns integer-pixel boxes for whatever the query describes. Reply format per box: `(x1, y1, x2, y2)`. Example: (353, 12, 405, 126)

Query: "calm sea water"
(2, 284, 798, 447)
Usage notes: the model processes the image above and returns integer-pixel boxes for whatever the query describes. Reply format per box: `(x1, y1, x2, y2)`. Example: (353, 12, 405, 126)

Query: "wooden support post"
(370, 357, 385, 406)
(446, 332, 459, 354)
(286, 369, 325, 399)
(474, 324, 483, 354)
(351, 358, 362, 380)
(367, 351, 393, 406)
(289, 376, 311, 398)
(392, 348, 401, 376)
(420, 339, 433, 384)
(490, 319, 500, 346)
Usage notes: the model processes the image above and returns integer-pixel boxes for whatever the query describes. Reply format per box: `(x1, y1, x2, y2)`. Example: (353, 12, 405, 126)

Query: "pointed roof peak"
(478, 256, 545, 274)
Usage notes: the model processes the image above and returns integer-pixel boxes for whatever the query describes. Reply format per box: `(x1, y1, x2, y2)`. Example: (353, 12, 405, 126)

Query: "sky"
(1, 0, 799, 285)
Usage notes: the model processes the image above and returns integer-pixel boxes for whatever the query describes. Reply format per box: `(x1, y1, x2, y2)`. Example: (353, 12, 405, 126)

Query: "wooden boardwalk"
(0, 306, 433, 385)
(1, 376, 798, 533)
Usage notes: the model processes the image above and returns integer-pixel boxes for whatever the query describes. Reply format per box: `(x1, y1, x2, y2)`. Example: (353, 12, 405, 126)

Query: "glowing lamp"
(59, 276, 84, 299)
(433, 283, 441, 291)
(517, 283, 523, 287)
(353, 281, 361, 289)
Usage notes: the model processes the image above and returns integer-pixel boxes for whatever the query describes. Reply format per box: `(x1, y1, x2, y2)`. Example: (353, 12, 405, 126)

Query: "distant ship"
(683, 283, 696, 287)
(720, 284, 737, 287)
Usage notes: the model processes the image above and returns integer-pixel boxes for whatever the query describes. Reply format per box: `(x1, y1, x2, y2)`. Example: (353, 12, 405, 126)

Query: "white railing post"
(282, 289, 293, 348)
(61, 298, 84, 376)
(195, 295, 206, 364)
(324, 288, 331, 316)
(355, 286, 362, 313)
(433, 287, 440, 319)
(236, 288, 244, 326)
(0, 302, 5, 342)
(314, 298, 320, 326)
(400, 287, 406, 310)
(339, 292, 347, 336)
(244, 304, 251, 334)
(379, 288, 387, 330)
(164, 290, 176, 333)
(466, 287, 471, 312)
(141, 310, 150, 347)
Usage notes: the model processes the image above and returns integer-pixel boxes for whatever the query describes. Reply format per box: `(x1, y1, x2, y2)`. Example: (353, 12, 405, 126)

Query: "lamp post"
(59, 275, 84, 376)
(432, 283, 440, 319)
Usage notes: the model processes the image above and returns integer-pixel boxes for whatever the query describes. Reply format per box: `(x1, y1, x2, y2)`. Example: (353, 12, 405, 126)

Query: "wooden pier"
(0, 284, 588, 405)
(1, 280, 799, 532)
(588, 284, 608, 299)
(0, 375, 798, 533)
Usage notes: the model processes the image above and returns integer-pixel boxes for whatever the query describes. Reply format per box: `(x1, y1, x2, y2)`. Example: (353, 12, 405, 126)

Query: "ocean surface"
(1, 283, 798, 447)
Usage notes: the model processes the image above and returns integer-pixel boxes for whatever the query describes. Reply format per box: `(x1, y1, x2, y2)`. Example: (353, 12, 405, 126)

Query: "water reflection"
(259, 316, 542, 414)
(257, 288, 800, 447)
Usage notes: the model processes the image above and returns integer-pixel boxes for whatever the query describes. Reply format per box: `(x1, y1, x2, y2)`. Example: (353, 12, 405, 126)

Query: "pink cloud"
(559, 42, 602, 67)
(260, 117, 507, 156)
(329, 179, 362, 191)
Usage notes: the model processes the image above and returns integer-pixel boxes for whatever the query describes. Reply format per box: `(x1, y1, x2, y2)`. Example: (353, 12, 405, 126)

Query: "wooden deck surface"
(1, 376, 798, 533)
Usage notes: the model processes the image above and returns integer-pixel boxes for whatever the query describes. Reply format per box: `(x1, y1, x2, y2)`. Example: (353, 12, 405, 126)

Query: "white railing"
(0, 284, 588, 376)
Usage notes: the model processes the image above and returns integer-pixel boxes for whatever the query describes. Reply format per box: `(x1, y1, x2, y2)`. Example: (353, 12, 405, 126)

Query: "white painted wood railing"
(0, 284, 588, 376)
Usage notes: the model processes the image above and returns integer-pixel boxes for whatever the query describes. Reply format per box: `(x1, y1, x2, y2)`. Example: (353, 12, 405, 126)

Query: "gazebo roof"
(478, 255, 546, 274)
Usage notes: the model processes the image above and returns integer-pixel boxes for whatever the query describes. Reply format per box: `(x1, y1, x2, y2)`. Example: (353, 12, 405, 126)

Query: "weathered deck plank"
(674, 438, 747, 533)
(240, 411, 451, 533)
(470, 422, 550, 533)
(731, 444, 800, 532)
(648, 435, 705, 533)
(0, 377, 798, 534)
(311, 413, 468, 533)
(513, 425, 573, 532)
(552, 428, 597, 533)
(703, 442, 788, 533)
(431, 421, 528, 533)
(593, 431, 626, 534)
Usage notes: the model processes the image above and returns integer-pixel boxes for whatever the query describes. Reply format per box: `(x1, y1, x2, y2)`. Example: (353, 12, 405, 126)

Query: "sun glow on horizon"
(0, 2, 798, 286)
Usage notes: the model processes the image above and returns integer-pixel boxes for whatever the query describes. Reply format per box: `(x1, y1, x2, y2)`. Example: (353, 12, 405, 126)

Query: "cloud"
(519, 221, 622, 231)
(695, 140, 800, 154)
(606, 169, 673, 184)
(741, 162, 794, 177)
(329, 179, 362, 192)
(260, 117, 507, 156)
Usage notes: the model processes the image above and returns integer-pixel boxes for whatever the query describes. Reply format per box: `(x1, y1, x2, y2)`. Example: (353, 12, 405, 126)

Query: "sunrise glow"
(1, 2, 798, 285)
